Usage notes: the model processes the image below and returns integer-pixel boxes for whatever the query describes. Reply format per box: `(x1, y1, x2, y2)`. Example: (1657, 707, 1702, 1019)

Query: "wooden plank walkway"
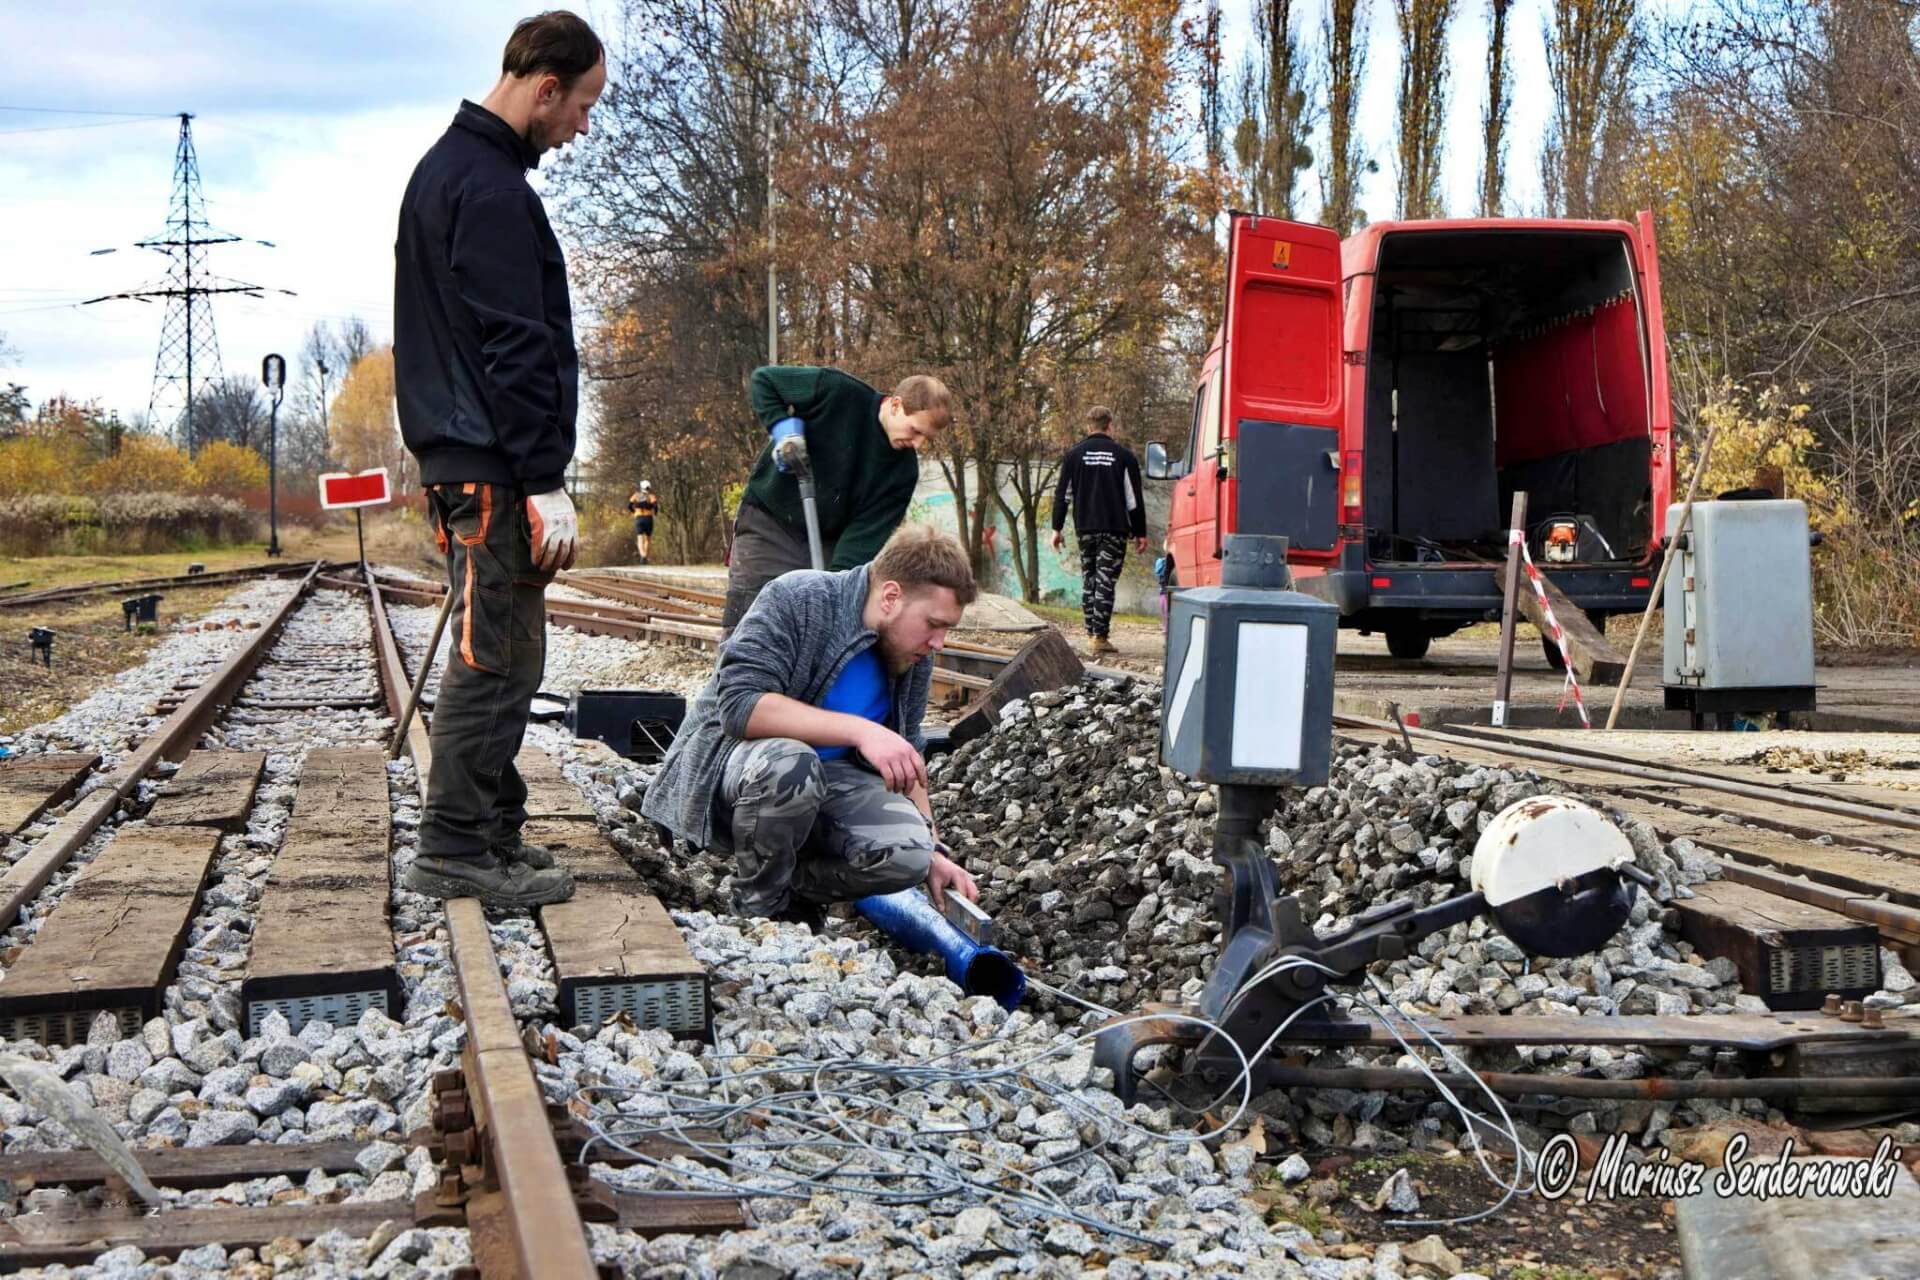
(0, 753, 263, 1044)
(145, 752, 268, 831)
(241, 747, 396, 1037)
(515, 750, 709, 1038)
(0, 754, 98, 836)
(0, 1138, 375, 1191)
(1674, 879, 1882, 1010)
(0, 1201, 418, 1268)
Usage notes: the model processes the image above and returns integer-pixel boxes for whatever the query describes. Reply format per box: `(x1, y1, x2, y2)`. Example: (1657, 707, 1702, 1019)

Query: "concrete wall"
(907, 460, 1171, 617)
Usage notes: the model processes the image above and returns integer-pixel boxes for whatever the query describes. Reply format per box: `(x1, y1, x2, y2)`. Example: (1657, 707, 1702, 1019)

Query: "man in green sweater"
(723, 365, 952, 632)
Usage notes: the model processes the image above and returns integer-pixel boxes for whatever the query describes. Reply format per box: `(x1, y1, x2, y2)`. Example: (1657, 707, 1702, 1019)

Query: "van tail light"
(1631, 576, 1651, 588)
(1340, 451, 1363, 523)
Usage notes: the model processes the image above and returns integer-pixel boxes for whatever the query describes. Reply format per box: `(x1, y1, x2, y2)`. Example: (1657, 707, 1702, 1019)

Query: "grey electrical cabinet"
(1663, 498, 1816, 725)
(1162, 536, 1339, 787)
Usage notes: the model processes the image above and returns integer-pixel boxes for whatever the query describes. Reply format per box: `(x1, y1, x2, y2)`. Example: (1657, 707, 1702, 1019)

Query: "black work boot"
(491, 839, 558, 870)
(767, 897, 827, 933)
(403, 853, 575, 908)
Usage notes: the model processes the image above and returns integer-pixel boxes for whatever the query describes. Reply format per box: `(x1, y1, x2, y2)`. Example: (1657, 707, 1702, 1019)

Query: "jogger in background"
(1050, 405, 1147, 658)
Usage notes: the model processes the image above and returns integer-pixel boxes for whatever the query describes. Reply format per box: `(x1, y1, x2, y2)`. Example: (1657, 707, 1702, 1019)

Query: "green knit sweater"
(745, 366, 920, 570)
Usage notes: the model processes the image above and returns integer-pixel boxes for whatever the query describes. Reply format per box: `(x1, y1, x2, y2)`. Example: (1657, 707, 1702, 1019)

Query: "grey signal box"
(1662, 498, 1817, 726)
(1162, 535, 1338, 787)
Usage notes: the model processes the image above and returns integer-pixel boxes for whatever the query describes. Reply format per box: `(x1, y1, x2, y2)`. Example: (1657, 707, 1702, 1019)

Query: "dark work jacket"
(743, 366, 919, 570)
(1052, 432, 1147, 537)
(642, 565, 932, 849)
(393, 101, 577, 494)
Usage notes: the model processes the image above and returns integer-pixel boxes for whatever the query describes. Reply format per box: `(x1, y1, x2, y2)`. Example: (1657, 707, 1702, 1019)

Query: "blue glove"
(770, 416, 805, 473)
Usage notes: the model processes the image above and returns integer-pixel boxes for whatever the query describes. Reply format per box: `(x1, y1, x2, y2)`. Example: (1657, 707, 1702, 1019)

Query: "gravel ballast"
(2, 592, 1915, 1278)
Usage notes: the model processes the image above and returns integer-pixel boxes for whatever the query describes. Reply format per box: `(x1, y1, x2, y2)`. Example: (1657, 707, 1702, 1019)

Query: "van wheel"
(1386, 627, 1431, 661)
(1542, 633, 1567, 671)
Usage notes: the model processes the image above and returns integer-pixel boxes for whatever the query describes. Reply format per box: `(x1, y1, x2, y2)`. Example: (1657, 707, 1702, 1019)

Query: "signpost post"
(317, 468, 392, 568)
(260, 354, 286, 557)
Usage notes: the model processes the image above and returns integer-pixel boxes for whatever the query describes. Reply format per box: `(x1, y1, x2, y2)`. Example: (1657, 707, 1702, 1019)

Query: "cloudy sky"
(0, 1, 1566, 429)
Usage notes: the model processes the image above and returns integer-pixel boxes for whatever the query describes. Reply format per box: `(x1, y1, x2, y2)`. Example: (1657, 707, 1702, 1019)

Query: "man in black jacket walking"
(1050, 406, 1147, 657)
(391, 11, 604, 908)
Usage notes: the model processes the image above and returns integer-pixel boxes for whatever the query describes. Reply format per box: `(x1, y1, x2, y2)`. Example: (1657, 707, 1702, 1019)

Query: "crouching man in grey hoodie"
(643, 525, 981, 928)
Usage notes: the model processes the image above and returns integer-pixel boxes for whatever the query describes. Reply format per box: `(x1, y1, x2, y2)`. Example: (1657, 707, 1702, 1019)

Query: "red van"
(1148, 211, 1672, 660)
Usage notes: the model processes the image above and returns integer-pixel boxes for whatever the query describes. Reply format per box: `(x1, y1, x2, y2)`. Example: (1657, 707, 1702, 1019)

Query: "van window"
(1179, 387, 1203, 474)
(1198, 367, 1223, 464)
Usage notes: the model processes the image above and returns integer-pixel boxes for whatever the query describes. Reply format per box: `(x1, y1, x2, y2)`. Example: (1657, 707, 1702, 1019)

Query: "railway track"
(1334, 712, 1920, 1005)
(7, 556, 1912, 1258)
(0, 566, 738, 1274)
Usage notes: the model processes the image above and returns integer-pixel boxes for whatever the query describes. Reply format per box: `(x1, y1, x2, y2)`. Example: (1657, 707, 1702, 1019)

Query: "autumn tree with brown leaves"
(1543, 0, 1640, 217)
(329, 347, 415, 493)
(1395, 0, 1456, 219)
(1320, 0, 1371, 233)
(1233, 0, 1316, 219)
(552, 0, 1210, 596)
(1480, 0, 1514, 215)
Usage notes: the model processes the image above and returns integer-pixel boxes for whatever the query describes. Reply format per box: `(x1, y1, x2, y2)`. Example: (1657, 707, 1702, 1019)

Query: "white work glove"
(525, 489, 578, 573)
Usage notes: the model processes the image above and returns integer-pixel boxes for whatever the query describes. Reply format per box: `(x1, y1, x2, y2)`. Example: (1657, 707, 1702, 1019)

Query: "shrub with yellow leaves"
(188, 441, 269, 497)
(1682, 382, 1917, 648)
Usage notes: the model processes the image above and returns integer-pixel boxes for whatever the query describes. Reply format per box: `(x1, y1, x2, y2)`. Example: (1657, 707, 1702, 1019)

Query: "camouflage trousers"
(714, 737, 935, 916)
(1078, 532, 1128, 639)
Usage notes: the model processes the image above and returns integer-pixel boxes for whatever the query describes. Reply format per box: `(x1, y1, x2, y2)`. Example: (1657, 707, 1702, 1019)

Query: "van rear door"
(1636, 209, 1675, 551)
(1220, 213, 1347, 559)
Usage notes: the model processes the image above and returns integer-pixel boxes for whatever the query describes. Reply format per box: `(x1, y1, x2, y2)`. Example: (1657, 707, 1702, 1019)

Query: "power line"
(0, 105, 170, 115)
(0, 105, 173, 116)
(0, 118, 174, 137)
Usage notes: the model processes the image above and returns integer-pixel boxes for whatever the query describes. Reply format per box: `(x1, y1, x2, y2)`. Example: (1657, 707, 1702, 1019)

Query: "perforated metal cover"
(247, 989, 389, 1038)
(574, 977, 707, 1037)
(0, 1006, 140, 1047)
(1768, 943, 1879, 994)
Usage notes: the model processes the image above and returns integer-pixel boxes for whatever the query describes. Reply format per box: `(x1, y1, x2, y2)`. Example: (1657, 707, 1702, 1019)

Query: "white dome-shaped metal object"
(1471, 795, 1638, 957)
(1472, 795, 1634, 905)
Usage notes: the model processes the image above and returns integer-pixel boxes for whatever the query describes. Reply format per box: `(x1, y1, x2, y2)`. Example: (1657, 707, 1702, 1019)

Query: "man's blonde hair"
(893, 374, 954, 428)
(870, 524, 977, 606)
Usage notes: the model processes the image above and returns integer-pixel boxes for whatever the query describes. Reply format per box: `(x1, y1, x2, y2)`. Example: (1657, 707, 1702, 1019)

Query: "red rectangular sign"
(317, 469, 391, 510)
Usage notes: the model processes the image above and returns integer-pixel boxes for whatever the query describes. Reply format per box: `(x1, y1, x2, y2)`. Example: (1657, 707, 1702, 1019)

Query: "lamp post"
(261, 353, 286, 557)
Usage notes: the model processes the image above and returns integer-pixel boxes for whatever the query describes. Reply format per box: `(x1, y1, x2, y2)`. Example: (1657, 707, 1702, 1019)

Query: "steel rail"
(562, 569, 725, 609)
(0, 562, 323, 930)
(366, 570, 601, 1280)
(1441, 719, 1920, 817)
(1334, 711, 1920, 836)
(0, 560, 320, 609)
(1255, 1064, 1920, 1102)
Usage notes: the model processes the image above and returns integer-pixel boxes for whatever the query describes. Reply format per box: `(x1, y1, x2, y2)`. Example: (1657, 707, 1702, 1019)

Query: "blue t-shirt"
(815, 647, 892, 761)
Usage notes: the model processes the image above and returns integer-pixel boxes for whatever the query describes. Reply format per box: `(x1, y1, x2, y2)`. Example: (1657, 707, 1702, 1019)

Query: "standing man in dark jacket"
(391, 11, 604, 908)
(722, 366, 952, 634)
(1051, 406, 1147, 657)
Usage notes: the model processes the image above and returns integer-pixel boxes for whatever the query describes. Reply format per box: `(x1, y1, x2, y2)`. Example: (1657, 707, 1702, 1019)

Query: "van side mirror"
(1145, 441, 1170, 480)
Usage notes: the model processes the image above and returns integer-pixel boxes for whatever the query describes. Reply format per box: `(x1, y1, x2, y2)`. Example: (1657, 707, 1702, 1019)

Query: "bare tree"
(1542, 0, 1640, 217)
(1233, 0, 1316, 218)
(190, 376, 268, 454)
(1320, 0, 1371, 234)
(1394, 0, 1456, 219)
(1481, 0, 1514, 215)
(1200, 0, 1224, 178)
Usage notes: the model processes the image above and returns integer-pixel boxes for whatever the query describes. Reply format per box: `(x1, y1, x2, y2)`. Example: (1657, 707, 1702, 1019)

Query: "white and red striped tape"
(1509, 528, 1590, 728)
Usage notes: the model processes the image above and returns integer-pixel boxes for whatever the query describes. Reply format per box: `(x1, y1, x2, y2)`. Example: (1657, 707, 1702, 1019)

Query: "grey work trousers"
(416, 481, 550, 860)
(721, 500, 836, 635)
(713, 737, 934, 916)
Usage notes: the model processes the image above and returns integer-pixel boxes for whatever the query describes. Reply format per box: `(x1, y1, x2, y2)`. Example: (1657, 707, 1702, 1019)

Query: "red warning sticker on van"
(1271, 240, 1292, 270)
